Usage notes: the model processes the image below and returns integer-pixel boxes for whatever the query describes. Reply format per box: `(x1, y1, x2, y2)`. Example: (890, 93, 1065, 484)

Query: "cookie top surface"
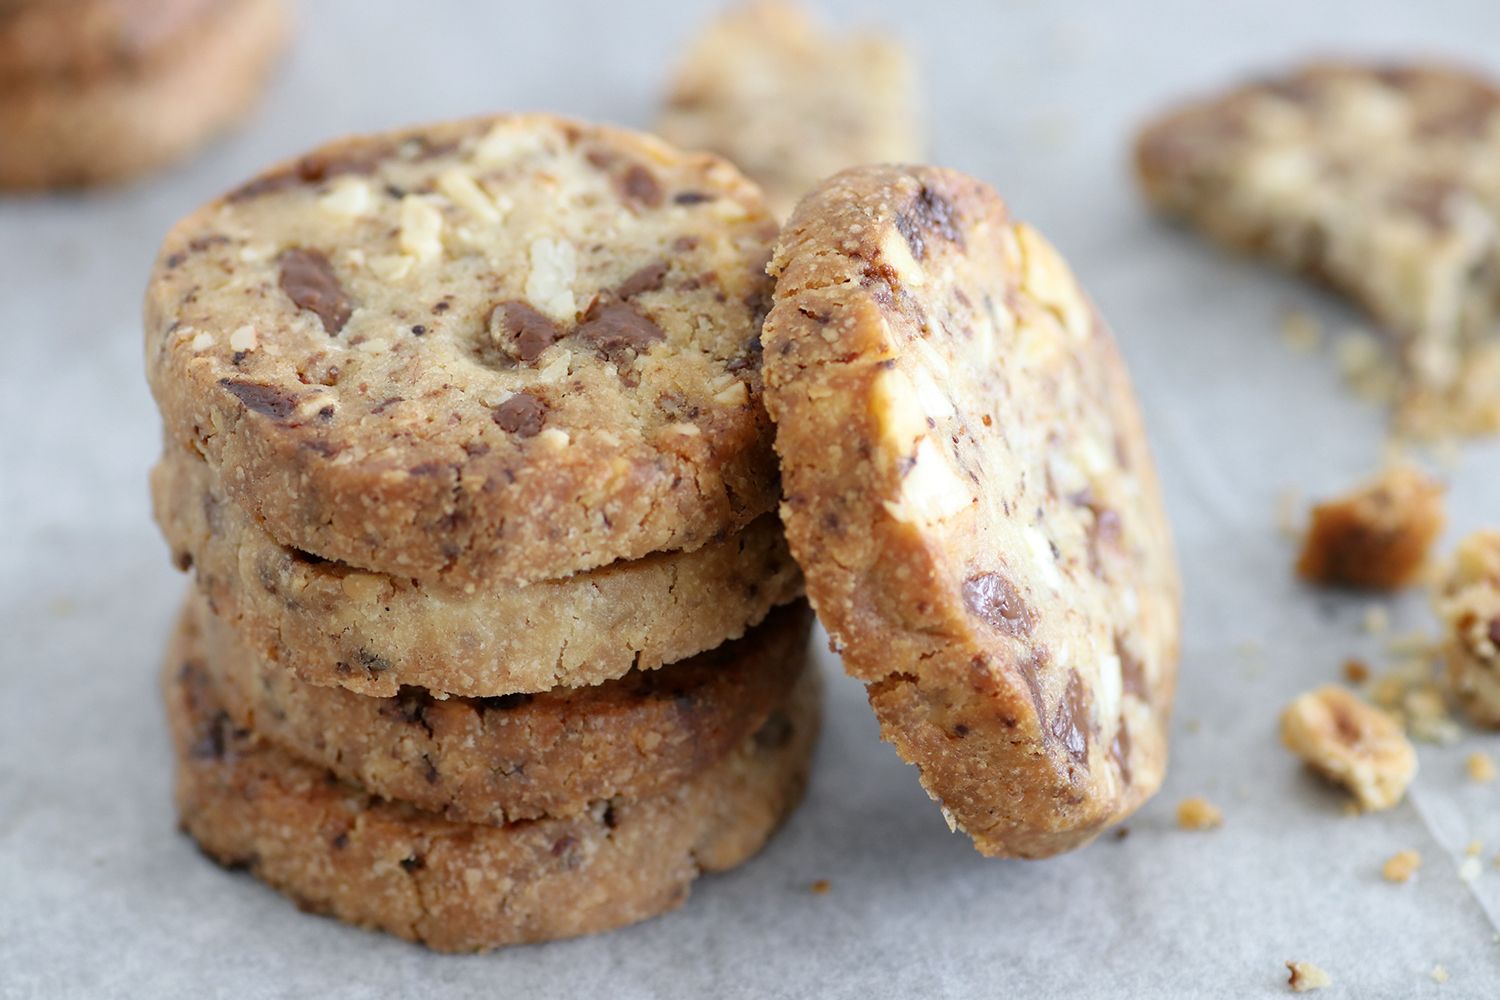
(657, 0, 920, 219)
(146, 114, 781, 585)
(763, 165, 1181, 857)
(0, 0, 226, 85)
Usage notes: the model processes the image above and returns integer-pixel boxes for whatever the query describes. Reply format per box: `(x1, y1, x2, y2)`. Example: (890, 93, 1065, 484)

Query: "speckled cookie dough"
(152, 446, 803, 696)
(0, 0, 287, 189)
(658, 0, 921, 219)
(146, 114, 781, 587)
(1136, 62, 1500, 436)
(188, 592, 813, 823)
(1433, 530, 1500, 727)
(166, 608, 821, 952)
(763, 165, 1180, 858)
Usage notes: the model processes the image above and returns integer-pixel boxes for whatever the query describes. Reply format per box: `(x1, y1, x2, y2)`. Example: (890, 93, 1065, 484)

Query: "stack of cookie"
(0, 0, 288, 189)
(145, 115, 816, 951)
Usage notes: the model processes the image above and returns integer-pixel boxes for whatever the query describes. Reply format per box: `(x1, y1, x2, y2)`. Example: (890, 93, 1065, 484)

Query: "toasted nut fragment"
(1176, 796, 1223, 830)
(1286, 961, 1332, 992)
(1432, 531, 1500, 727)
(1382, 849, 1421, 883)
(1296, 465, 1446, 589)
(1280, 686, 1417, 810)
(1467, 752, 1497, 783)
(809, 879, 831, 895)
(1431, 964, 1449, 984)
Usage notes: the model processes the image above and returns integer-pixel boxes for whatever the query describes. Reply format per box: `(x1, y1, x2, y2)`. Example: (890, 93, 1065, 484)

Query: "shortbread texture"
(166, 614, 820, 952)
(152, 446, 802, 697)
(1136, 62, 1500, 436)
(146, 114, 781, 587)
(0, 0, 288, 188)
(658, 0, 921, 219)
(763, 165, 1181, 858)
(1433, 531, 1500, 727)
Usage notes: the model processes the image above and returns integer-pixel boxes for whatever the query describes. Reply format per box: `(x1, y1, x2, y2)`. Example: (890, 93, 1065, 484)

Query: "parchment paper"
(3, 1, 1499, 996)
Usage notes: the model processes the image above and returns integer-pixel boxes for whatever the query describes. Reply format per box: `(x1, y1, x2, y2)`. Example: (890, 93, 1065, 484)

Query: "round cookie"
(0, 0, 287, 189)
(153, 446, 803, 696)
(145, 114, 781, 587)
(166, 612, 820, 952)
(762, 166, 1181, 858)
(188, 593, 814, 823)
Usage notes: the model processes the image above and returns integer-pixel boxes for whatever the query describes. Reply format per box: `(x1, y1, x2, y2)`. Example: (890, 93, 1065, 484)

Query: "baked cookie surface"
(146, 114, 780, 586)
(658, 0, 920, 219)
(188, 593, 813, 823)
(152, 446, 802, 696)
(1136, 62, 1500, 436)
(166, 608, 820, 952)
(1433, 530, 1500, 727)
(763, 165, 1180, 858)
(0, 0, 287, 189)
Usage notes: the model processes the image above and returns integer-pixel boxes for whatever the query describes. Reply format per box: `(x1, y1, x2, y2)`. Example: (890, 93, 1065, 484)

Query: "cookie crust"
(189, 593, 813, 823)
(152, 446, 803, 696)
(166, 612, 820, 952)
(763, 166, 1180, 857)
(146, 114, 781, 586)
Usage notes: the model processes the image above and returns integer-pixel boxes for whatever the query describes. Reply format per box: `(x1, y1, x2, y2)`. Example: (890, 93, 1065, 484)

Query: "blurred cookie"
(763, 165, 1180, 858)
(146, 114, 780, 586)
(658, 0, 920, 218)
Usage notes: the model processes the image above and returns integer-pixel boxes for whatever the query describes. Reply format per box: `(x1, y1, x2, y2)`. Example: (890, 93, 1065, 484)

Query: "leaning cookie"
(763, 166, 1181, 858)
(146, 114, 781, 587)
(189, 593, 813, 823)
(153, 446, 802, 697)
(167, 612, 820, 951)
(0, 0, 288, 189)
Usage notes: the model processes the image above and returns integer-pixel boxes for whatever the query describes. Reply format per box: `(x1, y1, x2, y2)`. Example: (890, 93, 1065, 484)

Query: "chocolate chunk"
(962, 571, 1035, 637)
(673, 191, 713, 205)
(219, 379, 299, 420)
(492, 392, 547, 437)
(1109, 721, 1132, 784)
(622, 164, 664, 207)
(278, 248, 352, 334)
(616, 260, 668, 299)
(490, 301, 563, 362)
(1050, 671, 1091, 765)
(895, 185, 963, 260)
(1489, 617, 1500, 648)
(574, 301, 666, 359)
(1014, 651, 1049, 728)
(399, 855, 425, 873)
(550, 835, 578, 857)
(189, 710, 235, 760)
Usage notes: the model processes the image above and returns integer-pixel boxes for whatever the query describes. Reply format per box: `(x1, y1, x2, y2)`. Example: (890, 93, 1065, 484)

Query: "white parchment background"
(3, 1, 1499, 996)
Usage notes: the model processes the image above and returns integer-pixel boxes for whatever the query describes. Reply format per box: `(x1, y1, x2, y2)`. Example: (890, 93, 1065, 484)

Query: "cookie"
(1433, 530, 1500, 727)
(166, 610, 820, 952)
(152, 445, 803, 696)
(1135, 62, 1500, 436)
(0, 0, 287, 189)
(145, 115, 781, 587)
(762, 166, 1181, 858)
(658, 0, 921, 219)
(188, 592, 813, 823)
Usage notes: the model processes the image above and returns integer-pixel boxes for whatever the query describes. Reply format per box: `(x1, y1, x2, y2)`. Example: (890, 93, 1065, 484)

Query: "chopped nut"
(1431, 964, 1449, 985)
(810, 879, 831, 895)
(318, 177, 373, 218)
(340, 572, 390, 604)
(437, 169, 501, 223)
(1286, 960, 1332, 992)
(1467, 752, 1497, 783)
(228, 325, 258, 353)
(1280, 686, 1417, 810)
(1382, 849, 1421, 883)
(1343, 658, 1371, 684)
(189, 330, 213, 351)
(399, 195, 445, 262)
(1176, 796, 1223, 830)
(1296, 464, 1446, 589)
(524, 237, 578, 323)
(1363, 604, 1390, 635)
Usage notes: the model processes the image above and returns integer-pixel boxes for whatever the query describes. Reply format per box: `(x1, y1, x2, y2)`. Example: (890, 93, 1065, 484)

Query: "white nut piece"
(437, 169, 501, 224)
(525, 237, 578, 323)
(318, 178, 373, 218)
(870, 366, 928, 454)
(398, 195, 445, 262)
(1279, 685, 1416, 810)
(883, 437, 973, 525)
(1014, 222, 1091, 341)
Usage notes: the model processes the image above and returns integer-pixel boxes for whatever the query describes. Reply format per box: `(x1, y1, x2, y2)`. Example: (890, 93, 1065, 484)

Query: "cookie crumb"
(1280, 686, 1416, 810)
(1382, 849, 1422, 883)
(1467, 752, 1497, 783)
(1176, 796, 1223, 830)
(1342, 658, 1371, 684)
(1431, 964, 1449, 985)
(1459, 856, 1482, 882)
(1362, 605, 1390, 635)
(1285, 960, 1332, 992)
(1280, 310, 1322, 354)
(1295, 465, 1446, 590)
(809, 879, 831, 895)
(1430, 531, 1500, 728)
(1465, 839, 1483, 858)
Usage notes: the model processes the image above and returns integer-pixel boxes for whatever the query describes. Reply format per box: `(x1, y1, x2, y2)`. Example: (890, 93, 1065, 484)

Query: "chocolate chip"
(673, 191, 713, 205)
(962, 572, 1035, 637)
(895, 184, 963, 261)
(574, 300, 666, 359)
(1109, 721, 1133, 785)
(491, 392, 547, 436)
(550, 835, 577, 857)
(219, 379, 299, 420)
(622, 164, 664, 207)
(1014, 651, 1049, 729)
(165, 252, 187, 269)
(227, 147, 387, 201)
(410, 324, 426, 336)
(490, 301, 563, 362)
(399, 855, 425, 873)
(616, 259, 668, 299)
(189, 710, 235, 760)
(330, 832, 350, 850)
(278, 248, 352, 334)
(1050, 671, 1091, 765)
(602, 804, 618, 829)
(1488, 617, 1500, 648)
